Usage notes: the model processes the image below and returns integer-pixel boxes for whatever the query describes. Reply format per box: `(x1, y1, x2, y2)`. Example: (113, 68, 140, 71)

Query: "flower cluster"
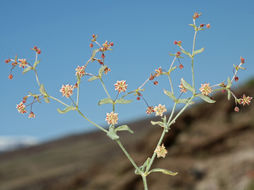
(114, 80, 128, 93)
(106, 112, 118, 125)
(154, 104, 167, 117)
(16, 102, 27, 114)
(75, 65, 85, 78)
(154, 144, 168, 158)
(60, 84, 74, 98)
(199, 83, 212, 96)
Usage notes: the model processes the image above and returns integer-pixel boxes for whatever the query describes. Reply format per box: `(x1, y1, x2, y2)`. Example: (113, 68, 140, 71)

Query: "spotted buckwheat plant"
(5, 13, 252, 190)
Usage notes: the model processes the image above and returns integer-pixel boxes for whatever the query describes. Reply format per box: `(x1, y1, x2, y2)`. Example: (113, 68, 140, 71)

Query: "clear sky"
(1, 0, 254, 143)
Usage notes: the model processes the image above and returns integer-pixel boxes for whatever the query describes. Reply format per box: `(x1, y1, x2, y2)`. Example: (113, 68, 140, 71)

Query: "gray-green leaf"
(98, 65, 107, 77)
(151, 121, 165, 128)
(115, 98, 133, 104)
(107, 127, 119, 140)
(227, 89, 231, 100)
(181, 78, 195, 94)
(57, 106, 76, 114)
(197, 94, 216, 103)
(23, 66, 33, 74)
(88, 76, 99, 82)
(193, 48, 204, 56)
(39, 84, 48, 96)
(226, 77, 232, 89)
(115, 125, 134, 134)
(163, 89, 176, 101)
(98, 98, 114, 105)
(33, 60, 40, 69)
(149, 168, 178, 176)
(181, 49, 192, 58)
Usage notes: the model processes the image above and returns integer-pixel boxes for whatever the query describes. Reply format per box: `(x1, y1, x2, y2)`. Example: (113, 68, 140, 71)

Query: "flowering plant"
(5, 13, 252, 190)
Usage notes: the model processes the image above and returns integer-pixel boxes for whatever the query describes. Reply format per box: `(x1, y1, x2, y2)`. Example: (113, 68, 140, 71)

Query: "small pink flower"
(154, 104, 167, 116)
(28, 112, 35, 118)
(239, 94, 252, 106)
(154, 144, 168, 158)
(75, 66, 85, 78)
(206, 23, 211, 29)
(193, 12, 201, 19)
(234, 106, 240, 112)
(114, 80, 128, 93)
(179, 82, 187, 93)
(16, 102, 27, 114)
(105, 112, 118, 125)
(18, 59, 28, 68)
(60, 84, 74, 98)
(199, 83, 212, 96)
(146, 106, 154, 115)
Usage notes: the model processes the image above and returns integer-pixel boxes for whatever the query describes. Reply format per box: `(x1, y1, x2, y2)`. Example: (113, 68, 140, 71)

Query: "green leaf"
(91, 49, 99, 60)
(98, 65, 107, 77)
(197, 94, 216, 103)
(151, 121, 165, 128)
(163, 89, 176, 101)
(115, 125, 134, 134)
(88, 76, 99, 82)
(176, 98, 190, 104)
(57, 106, 76, 114)
(107, 127, 119, 140)
(23, 66, 33, 74)
(193, 48, 204, 56)
(181, 49, 192, 58)
(226, 77, 232, 89)
(115, 98, 133, 104)
(33, 60, 40, 69)
(39, 84, 48, 96)
(181, 78, 195, 94)
(98, 97, 114, 105)
(149, 168, 178, 176)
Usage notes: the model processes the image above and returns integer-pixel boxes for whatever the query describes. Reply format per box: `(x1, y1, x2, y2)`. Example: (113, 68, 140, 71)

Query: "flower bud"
(234, 76, 239, 82)
(206, 23, 211, 29)
(240, 56, 245, 64)
(179, 64, 184, 69)
(89, 43, 93, 48)
(153, 81, 158, 85)
(234, 106, 240, 112)
(8, 74, 13, 79)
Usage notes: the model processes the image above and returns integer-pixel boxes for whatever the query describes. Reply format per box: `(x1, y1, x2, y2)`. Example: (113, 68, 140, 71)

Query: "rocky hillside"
(0, 80, 254, 190)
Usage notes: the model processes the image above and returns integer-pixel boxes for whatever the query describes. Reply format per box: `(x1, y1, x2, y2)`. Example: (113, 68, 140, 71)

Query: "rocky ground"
(0, 80, 254, 190)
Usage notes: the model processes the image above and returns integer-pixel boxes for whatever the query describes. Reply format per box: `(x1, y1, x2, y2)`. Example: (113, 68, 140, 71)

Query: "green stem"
(34, 69, 41, 86)
(100, 78, 111, 98)
(77, 109, 108, 133)
(76, 82, 80, 106)
(48, 96, 69, 107)
(145, 128, 167, 173)
(168, 75, 174, 94)
(191, 30, 198, 89)
(142, 175, 148, 190)
(116, 139, 140, 171)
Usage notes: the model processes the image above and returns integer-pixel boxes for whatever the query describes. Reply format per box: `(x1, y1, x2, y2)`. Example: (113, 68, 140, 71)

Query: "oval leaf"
(57, 106, 76, 114)
(181, 78, 195, 94)
(115, 125, 134, 134)
(181, 49, 192, 58)
(197, 94, 216, 103)
(39, 84, 48, 96)
(107, 127, 119, 140)
(163, 89, 176, 101)
(88, 76, 99, 82)
(98, 65, 107, 77)
(193, 48, 204, 56)
(149, 168, 178, 176)
(33, 60, 40, 69)
(98, 97, 114, 105)
(23, 66, 33, 74)
(115, 98, 132, 104)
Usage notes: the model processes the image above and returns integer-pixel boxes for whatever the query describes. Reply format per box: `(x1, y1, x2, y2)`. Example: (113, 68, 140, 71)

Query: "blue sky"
(1, 0, 254, 143)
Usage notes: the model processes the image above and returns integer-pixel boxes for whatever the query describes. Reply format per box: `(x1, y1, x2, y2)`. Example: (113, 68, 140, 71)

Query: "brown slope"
(0, 79, 254, 190)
